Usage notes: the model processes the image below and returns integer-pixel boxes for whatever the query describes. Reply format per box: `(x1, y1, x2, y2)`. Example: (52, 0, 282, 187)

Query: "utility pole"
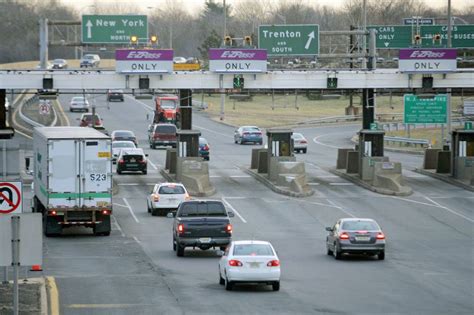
(446, 0, 452, 147)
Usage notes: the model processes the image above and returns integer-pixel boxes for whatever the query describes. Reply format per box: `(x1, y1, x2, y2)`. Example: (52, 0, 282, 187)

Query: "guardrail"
(384, 136, 429, 148)
(299, 115, 361, 125)
(19, 94, 57, 128)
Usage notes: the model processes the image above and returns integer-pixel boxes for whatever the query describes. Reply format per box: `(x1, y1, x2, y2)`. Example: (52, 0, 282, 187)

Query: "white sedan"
(147, 183, 190, 216)
(219, 240, 281, 291)
(292, 132, 308, 153)
(112, 141, 136, 163)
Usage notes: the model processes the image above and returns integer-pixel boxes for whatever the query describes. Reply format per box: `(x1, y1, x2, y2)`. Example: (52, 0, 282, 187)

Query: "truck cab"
(154, 94, 179, 124)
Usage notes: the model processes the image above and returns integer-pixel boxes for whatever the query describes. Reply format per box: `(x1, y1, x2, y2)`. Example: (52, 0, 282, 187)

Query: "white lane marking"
(326, 199, 356, 217)
(194, 124, 233, 139)
(222, 197, 247, 223)
(223, 197, 247, 200)
(133, 236, 141, 244)
(329, 182, 354, 186)
(318, 175, 339, 178)
(111, 215, 125, 237)
(147, 159, 158, 170)
(391, 196, 444, 208)
(210, 175, 222, 178)
(313, 134, 343, 149)
(113, 203, 128, 207)
(126, 95, 154, 111)
(308, 183, 320, 186)
(424, 196, 474, 223)
(230, 175, 251, 178)
(306, 162, 321, 169)
(123, 198, 140, 223)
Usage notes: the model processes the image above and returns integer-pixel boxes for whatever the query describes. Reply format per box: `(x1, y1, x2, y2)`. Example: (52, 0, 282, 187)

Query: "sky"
(60, 0, 469, 14)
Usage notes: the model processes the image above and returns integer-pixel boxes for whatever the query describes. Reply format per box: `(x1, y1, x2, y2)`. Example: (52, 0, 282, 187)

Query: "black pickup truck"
(172, 200, 234, 257)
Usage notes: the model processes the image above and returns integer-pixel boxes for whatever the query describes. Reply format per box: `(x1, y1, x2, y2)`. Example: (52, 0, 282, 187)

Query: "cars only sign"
(115, 49, 173, 73)
(209, 49, 267, 73)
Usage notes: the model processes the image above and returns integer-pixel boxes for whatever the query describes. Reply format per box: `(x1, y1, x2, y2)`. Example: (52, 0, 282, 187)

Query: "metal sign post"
(11, 216, 20, 315)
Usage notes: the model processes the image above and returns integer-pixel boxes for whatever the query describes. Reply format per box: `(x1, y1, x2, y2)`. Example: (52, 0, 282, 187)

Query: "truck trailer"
(32, 127, 113, 236)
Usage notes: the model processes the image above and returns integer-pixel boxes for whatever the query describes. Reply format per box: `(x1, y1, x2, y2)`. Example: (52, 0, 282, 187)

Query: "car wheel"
(173, 238, 176, 251)
(327, 245, 333, 256)
(147, 201, 151, 213)
(272, 282, 280, 291)
(333, 243, 342, 260)
(258, 141, 263, 145)
(69, 108, 73, 112)
(117, 169, 122, 175)
(219, 246, 226, 251)
(219, 270, 225, 285)
(225, 275, 233, 291)
(151, 208, 158, 216)
(303, 149, 307, 154)
(234, 138, 237, 144)
(142, 170, 147, 175)
(378, 251, 385, 260)
(176, 244, 185, 257)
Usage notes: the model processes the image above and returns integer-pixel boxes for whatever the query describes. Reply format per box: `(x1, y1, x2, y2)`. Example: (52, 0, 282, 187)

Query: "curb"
(330, 168, 413, 196)
(243, 167, 315, 198)
(159, 169, 216, 197)
(415, 168, 474, 192)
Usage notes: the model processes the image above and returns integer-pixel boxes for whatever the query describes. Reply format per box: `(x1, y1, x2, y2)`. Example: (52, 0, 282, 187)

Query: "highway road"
(20, 93, 474, 314)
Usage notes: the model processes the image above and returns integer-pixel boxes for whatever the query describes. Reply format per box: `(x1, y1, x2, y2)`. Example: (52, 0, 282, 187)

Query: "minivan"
(148, 123, 177, 149)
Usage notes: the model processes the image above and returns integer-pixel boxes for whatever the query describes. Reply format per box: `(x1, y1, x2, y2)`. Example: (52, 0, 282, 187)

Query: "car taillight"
(267, 260, 280, 267)
(118, 159, 125, 164)
(49, 210, 57, 216)
(357, 230, 368, 234)
(300, 140, 308, 144)
(94, 120, 101, 126)
(153, 134, 159, 139)
(185, 193, 191, 201)
(226, 223, 232, 233)
(139, 159, 147, 164)
(203, 145, 209, 151)
(228, 259, 242, 267)
(177, 224, 185, 234)
(102, 210, 111, 215)
(339, 232, 350, 240)
(152, 194, 160, 202)
(376, 232, 385, 240)
(243, 132, 249, 136)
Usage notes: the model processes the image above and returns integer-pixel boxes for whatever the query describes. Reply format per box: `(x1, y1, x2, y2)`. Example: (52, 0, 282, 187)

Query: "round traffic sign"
(0, 182, 21, 214)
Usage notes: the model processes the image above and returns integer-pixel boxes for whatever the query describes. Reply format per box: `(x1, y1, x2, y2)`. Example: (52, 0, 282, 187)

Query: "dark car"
(234, 126, 263, 145)
(199, 137, 210, 161)
(148, 123, 177, 149)
(326, 218, 386, 260)
(116, 148, 148, 175)
(107, 89, 124, 102)
(172, 200, 234, 257)
(111, 130, 137, 146)
(52, 59, 68, 69)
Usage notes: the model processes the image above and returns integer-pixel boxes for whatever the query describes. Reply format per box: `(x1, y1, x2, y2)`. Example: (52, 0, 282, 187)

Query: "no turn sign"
(0, 182, 23, 214)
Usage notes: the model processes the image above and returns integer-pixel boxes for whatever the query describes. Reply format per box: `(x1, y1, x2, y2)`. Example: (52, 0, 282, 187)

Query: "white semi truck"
(32, 127, 113, 236)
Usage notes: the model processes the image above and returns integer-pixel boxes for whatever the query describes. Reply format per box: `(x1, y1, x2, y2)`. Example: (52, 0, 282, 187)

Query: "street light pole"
(447, 0, 452, 146)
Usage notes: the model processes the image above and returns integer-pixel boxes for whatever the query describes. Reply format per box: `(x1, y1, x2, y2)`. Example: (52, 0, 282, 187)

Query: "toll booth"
(358, 130, 387, 180)
(174, 130, 214, 196)
(267, 129, 295, 181)
(451, 129, 474, 182)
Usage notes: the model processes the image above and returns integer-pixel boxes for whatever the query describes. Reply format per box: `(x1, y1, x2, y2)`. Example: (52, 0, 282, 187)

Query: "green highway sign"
(404, 94, 447, 124)
(82, 15, 148, 44)
(258, 24, 319, 56)
(367, 25, 474, 49)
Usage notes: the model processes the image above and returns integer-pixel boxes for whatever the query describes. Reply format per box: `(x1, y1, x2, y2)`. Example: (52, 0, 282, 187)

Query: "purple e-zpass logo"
(126, 51, 162, 59)
(220, 51, 256, 59)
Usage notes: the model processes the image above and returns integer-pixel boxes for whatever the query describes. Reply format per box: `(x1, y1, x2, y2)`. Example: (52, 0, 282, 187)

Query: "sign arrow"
(305, 31, 315, 50)
(384, 42, 390, 47)
(86, 20, 93, 39)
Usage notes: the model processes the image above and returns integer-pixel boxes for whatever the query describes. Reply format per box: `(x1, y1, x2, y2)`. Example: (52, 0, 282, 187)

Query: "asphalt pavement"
(19, 93, 474, 314)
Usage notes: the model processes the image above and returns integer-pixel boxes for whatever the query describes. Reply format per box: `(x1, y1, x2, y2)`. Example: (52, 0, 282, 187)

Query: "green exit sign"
(327, 78, 337, 88)
(259, 24, 319, 56)
(82, 15, 148, 44)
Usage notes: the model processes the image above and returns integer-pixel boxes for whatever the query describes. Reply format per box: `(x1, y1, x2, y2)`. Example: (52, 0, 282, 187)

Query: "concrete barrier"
(423, 149, 441, 170)
(453, 157, 474, 181)
(176, 157, 215, 196)
(269, 156, 296, 181)
(274, 161, 311, 194)
(373, 161, 409, 193)
(346, 151, 359, 174)
(251, 148, 267, 170)
(360, 156, 388, 181)
(337, 148, 355, 169)
(436, 151, 451, 174)
(257, 150, 268, 173)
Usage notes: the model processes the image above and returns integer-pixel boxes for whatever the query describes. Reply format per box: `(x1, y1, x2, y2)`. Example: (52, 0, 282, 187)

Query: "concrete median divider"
(177, 158, 215, 197)
(346, 151, 359, 174)
(373, 162, 411, 194)
(165, 148, 177, 174)
(337, 148, 355, 170)
(423, 149, 441, 170)
(436, 151, 451, 174)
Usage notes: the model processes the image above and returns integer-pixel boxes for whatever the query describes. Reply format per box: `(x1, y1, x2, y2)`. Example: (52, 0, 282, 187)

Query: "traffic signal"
(150, 35, 158, 45)
(233, 75, 244, 89)
(224, 36, 232, 46)
(130, 35, 139, 45)
(244, 36, 252, 46)
(422, 76, 433, 88)
(327, 77, 337, 89)
(433, 34, 441, 41)
(414, 34, 421, 43)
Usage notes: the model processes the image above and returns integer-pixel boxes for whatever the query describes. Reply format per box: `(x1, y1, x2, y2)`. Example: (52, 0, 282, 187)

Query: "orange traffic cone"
(30, 265, 43, 271)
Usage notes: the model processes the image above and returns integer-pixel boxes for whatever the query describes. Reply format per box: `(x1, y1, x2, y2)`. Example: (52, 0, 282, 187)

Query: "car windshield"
(83, 115, 100, 122)
(199, 138, 208, 145)
(233, 244, 274, 256)
(113, 142, 135, 148)
(342, 220, 379, 231)
(178, 202, 226, 217)
(114, 131, 134, 137)
(155, 125, 176, 133)
(293, 133, 303, 139)
(160, 99, 177, 109)
(158, 185, 185, 195)
(54, 59, 64, 63)
(72, 97, 85, 102)
(243, 127, 260, 132)
(84, 55, 94, 60)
